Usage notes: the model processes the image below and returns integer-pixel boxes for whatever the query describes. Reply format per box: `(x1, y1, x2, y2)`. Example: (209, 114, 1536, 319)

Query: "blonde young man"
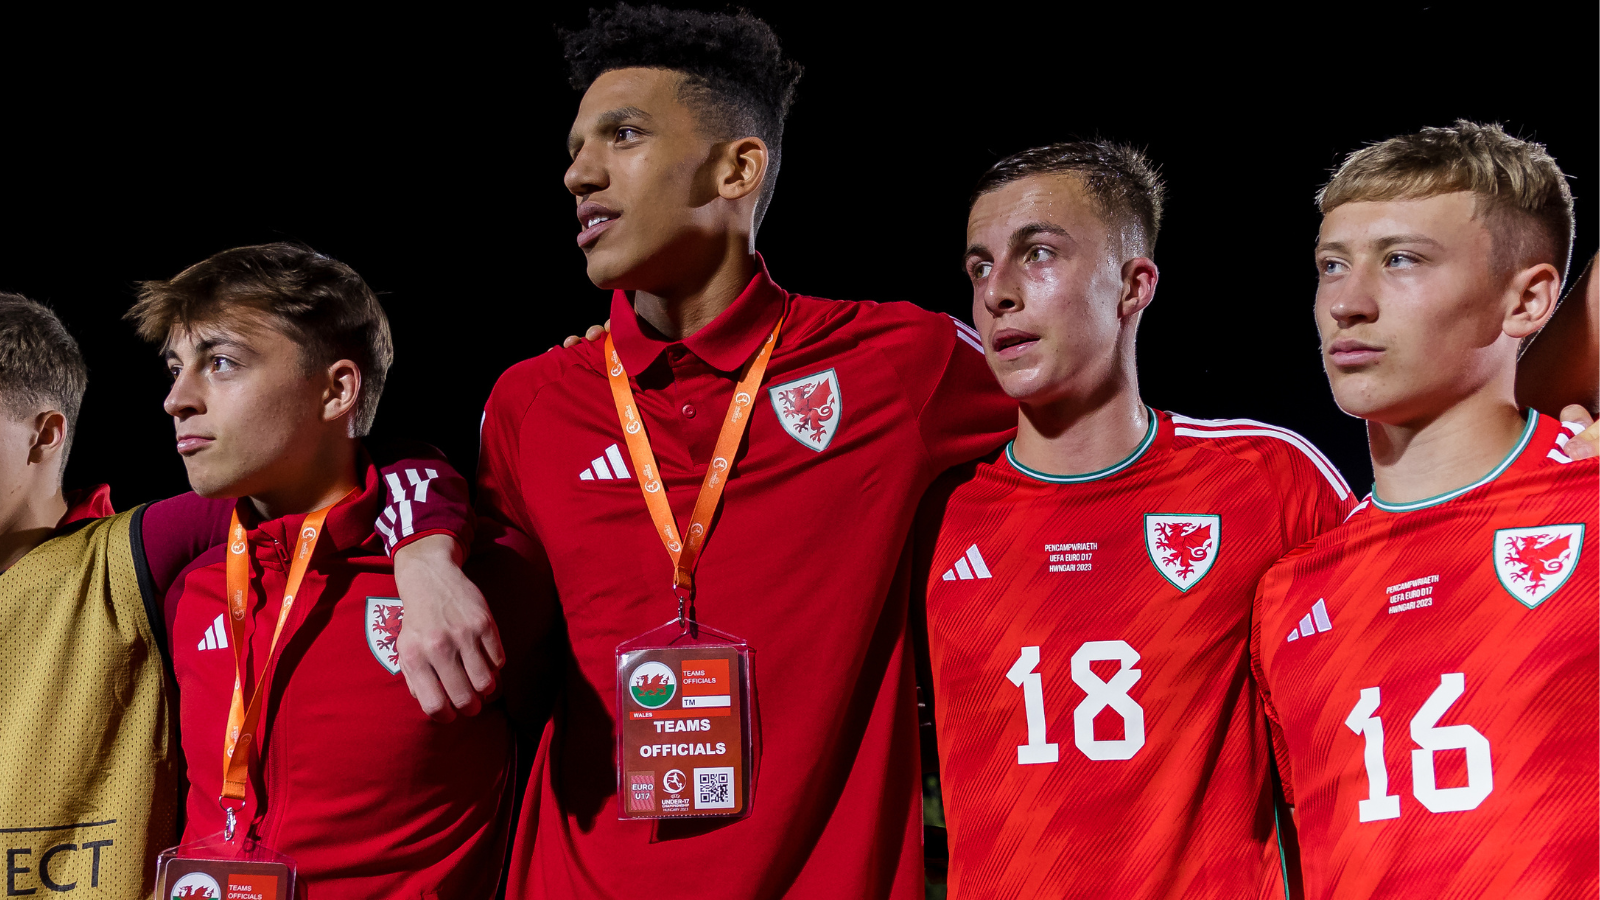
(1253, 122, 1597, 898)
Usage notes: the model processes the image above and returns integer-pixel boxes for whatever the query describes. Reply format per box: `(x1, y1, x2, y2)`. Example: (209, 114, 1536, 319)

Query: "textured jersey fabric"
(916, 409, 1352, 899)
(1253, 413, 1598, 899)
(165, 456, 530, 899)
(0, 501, 177, 898)
(477, 257, 1016, 899)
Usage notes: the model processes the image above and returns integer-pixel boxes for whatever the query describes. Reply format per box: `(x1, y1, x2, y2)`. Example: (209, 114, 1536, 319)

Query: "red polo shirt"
(478, 258, 1014, 899)
(166, 457, 527, 899)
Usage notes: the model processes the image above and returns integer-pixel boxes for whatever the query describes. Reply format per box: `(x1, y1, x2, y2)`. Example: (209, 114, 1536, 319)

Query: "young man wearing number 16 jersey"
(912, 143, 1355, 899)
(1252, 123, 1597, 898)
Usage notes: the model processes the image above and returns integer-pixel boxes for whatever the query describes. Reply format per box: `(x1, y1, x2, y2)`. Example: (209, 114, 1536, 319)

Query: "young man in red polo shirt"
(468, 6, 1012, 897)
(1253, 123, 1596, 898)
(129, 243, 549, 898)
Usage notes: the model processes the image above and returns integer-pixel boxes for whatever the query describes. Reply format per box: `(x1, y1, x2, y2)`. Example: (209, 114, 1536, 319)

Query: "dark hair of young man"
(0, 292, 88, 468)
(972, 141, 1167, 257)
(560, 2, 803, 228)
(125, 242, 394, 435)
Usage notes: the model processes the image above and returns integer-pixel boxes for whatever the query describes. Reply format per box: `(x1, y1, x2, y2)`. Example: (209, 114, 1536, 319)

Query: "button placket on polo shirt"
(665, 349, 730, 470)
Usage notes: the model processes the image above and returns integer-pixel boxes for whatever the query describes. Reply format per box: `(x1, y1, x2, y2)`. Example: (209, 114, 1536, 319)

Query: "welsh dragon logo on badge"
(768, 368, 841, 451)
(1494, 524, 1584, 608)
(629, 660, 677, 709)
(365, 596, 405, 674)
(1145, 514, 1220, 592)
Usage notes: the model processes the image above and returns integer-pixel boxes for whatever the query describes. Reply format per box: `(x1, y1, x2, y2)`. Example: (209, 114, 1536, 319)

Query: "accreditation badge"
(616, 620, 754, 820)
(155, 834, 294, 900)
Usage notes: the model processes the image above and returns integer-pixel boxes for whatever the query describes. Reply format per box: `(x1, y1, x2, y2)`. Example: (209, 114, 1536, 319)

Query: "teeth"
(587, 216, 611, 228)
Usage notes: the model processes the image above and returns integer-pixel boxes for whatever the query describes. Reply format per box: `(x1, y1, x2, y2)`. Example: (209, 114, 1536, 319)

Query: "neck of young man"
(1011, 363, 1148, 477)
(1368, 377, 1527, 505)
(0, 472, 69, 573)
(629, 235, 757, 341)
(247, 435, 362, 522)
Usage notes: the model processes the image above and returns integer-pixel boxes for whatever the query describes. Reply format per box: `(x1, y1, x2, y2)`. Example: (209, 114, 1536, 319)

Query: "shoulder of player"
(484, 343, 601, 417)
(1502, 443, 1599, 498)
(784, 294, 971, 351)
(1255, 517, 1352, 606)
(1165, 411, 1353, 498)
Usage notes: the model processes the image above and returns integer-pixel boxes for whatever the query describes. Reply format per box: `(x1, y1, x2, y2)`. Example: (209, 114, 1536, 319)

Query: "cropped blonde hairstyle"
(1318, 121, 1574, 282)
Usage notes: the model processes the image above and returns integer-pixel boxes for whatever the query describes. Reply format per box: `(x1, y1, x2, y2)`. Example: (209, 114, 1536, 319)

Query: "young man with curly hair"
(459, 5, 1014, 897)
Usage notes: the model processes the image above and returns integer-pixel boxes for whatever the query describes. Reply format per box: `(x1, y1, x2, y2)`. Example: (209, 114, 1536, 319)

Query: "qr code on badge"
(693, 766, 735, 809)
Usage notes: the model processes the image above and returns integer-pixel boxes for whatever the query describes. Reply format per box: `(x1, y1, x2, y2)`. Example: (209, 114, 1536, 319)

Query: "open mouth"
(991, 329, 1040, 357)
(576, 203, 621, 248)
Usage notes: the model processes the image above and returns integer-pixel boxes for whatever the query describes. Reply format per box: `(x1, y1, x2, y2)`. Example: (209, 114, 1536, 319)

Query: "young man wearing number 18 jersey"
(913, 143, 1353, 899)
(1252, 123, 1597, 898)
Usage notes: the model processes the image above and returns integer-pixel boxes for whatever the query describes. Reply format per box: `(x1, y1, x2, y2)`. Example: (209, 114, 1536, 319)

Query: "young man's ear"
(716, 137, 769, 204)
(28, 410, 67, 467)
(322, 360, 363, 427)
(1504, 261, 1563, 340)
(1118, 258, 1160, 321)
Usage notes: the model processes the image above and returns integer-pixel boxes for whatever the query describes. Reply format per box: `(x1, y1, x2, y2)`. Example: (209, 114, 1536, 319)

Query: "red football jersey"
(1252, 413, 1599, 899)
(915, 409, 1354, 899)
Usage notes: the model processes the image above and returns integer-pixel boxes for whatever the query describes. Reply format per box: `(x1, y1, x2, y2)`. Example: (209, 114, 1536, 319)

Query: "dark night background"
(3, 2, 1594, 506)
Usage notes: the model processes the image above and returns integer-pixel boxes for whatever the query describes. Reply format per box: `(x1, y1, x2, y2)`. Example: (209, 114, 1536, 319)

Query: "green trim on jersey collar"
(1004, 407, 1157, 484)
(1371, 412, 1536, 513)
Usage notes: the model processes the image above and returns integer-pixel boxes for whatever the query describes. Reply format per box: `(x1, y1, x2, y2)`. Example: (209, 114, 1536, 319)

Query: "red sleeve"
(914, 316, 1015, 473)
(468, 517, 559, 741)
(475, 357, 548, 538)
(1251, 567, 1297, 807)
(365, 438, 475, 556)
(138, 439, 475, 598)
(140, 492, 235, 598)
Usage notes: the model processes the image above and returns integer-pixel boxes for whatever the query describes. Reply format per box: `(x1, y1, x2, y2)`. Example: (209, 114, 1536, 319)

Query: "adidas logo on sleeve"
(198, 613, 229, 650)
(942, 544, 992, 581)
(1285, 598, 1332, 642)
(580, 444, 632, 482)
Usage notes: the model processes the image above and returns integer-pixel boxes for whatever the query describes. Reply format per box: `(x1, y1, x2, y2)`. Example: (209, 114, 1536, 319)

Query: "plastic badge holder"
(155, 831, 294, 900)
(616, 619, 754, 820)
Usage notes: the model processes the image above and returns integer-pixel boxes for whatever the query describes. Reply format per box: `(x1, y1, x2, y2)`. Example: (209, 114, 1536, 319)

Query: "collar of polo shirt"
(609, 253, 789, 374)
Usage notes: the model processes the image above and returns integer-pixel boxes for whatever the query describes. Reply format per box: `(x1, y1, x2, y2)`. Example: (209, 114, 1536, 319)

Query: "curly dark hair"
(972, 141, 1166, 257)
(561, 4, 803, 225)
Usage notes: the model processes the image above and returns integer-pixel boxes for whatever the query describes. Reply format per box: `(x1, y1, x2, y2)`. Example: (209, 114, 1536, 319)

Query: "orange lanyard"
(603, 314, 783, 621)
(219, 501, 336, 818)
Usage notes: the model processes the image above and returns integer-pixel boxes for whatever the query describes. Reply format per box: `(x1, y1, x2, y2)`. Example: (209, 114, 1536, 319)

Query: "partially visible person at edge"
(909, 142, 1354, 899)
(0, 290, 481, 897)
(127, 242, 554, 898)
(400, 5, 1017, 897)
(1253, 122, 1597, 898)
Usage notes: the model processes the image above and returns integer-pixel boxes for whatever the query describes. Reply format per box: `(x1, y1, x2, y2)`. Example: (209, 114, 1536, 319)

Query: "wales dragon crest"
(1494, 524, 1584, 608)
(768, 368, 842, 452)
(1145, 514, 1221, 591)
(365, 596, 405, 674)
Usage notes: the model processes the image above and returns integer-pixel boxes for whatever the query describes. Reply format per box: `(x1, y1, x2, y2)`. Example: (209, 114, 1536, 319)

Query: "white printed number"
(1006, 641, 1144, 765)
(1343, 673, 1493, 823)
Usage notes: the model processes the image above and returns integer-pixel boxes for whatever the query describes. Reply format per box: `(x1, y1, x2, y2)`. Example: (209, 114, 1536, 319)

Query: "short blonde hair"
(1318, 121, 1574, 281)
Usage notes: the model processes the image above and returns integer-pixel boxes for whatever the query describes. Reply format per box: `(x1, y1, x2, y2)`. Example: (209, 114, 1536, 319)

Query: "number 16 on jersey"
(1007, 642, 1146, 765)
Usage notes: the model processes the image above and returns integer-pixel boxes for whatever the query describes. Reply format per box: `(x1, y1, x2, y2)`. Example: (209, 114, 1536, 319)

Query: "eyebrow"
(161, 336, 252, 360)
(964, 221, 1073, 260)
(567, 106, 652, 156)
(1317, 233, 1445, 254)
